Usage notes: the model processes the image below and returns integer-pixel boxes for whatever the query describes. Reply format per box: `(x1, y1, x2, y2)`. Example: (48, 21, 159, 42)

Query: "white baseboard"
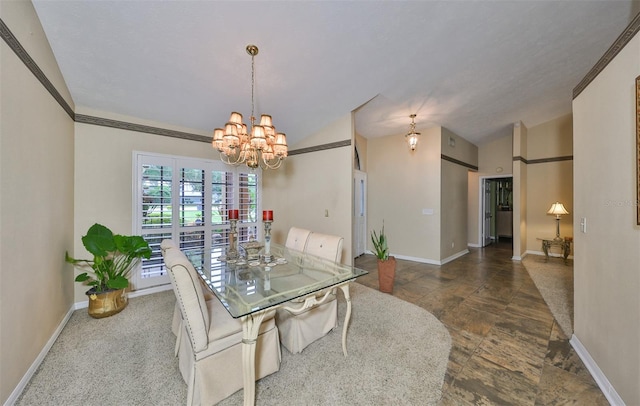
(467, 243, 482, 248)
(366, 250, 442, 265)
(525, 250, 574, 260)
(390, 249, 470, 266)
(390, 253, 441, 265)
(570, 334, 625, 406)
(441, 249, 470, 265)
(7, 285, 174, 405)
(129, 284, 173, 297)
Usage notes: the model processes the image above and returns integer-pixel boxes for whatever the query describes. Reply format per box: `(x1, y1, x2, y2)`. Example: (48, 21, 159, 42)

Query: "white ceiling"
(32, 1, 638, 147)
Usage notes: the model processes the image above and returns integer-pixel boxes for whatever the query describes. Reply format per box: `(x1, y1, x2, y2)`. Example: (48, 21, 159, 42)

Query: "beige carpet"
(522, 255, 574, 337)
(17, 283, 451, 405)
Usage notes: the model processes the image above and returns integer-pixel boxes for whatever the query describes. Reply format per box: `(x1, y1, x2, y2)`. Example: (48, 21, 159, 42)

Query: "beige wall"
(525, 161, 573, 247)
(442, 127, 478, 166)
(572, 31, 640, 405)
(469, 116, 573, 254)
(512, 122, 528, 259)
(525, 114, 574, 253)
(441, 159, 470, 259)
(441, 128, 478, 259)
(367, 126, 441, 262)
(467, 171, 481, 246)
(367, 126, 476, 263)
(479, 134, 513, 176)
(72, 109, 213, 302)
(527, 113, 573, 159)
(263, 114, 354, 263)
(0, 3, 75, 403)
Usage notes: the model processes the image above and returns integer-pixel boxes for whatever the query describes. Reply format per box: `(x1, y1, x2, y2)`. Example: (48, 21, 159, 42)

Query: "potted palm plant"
(66, 223, 152, 318)
(371, 223, 396, 293)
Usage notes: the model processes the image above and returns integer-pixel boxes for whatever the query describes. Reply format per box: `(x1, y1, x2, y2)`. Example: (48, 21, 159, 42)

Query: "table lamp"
(547, 202, 569, 241)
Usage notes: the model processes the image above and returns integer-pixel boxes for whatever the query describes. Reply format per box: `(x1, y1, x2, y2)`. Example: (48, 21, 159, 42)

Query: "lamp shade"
(239, 123, 248, 137)
(212, 128, 224, 150)
(250, 125, 267, 149)
(273, 133, 288, 157)
(259, 114, 273, 127)
(547, 202, 569, 216)
(223, 123, 240, 147)
(229, 112, 243, 125)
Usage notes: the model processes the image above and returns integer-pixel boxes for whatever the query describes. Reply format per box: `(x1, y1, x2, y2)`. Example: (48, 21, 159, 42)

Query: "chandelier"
(212, 45, 288, 170)
(405, 114, 420, 151)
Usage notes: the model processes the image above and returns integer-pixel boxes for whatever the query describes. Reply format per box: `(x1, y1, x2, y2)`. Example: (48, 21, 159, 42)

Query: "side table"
(537, 237, 571, 264)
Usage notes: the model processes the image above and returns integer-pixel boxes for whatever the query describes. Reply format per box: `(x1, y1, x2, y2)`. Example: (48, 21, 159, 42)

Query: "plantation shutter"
(133, 152, 261, 290)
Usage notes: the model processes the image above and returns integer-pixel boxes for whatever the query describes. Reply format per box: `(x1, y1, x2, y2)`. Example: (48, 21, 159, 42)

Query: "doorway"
(480, 176, 513, 247)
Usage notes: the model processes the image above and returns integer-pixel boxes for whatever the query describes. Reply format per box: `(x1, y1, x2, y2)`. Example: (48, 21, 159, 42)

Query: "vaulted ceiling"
(32, 1, 638, 147)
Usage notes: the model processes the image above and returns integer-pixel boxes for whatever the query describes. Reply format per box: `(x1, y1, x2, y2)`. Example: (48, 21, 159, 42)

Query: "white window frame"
(132, 151, 262, 290)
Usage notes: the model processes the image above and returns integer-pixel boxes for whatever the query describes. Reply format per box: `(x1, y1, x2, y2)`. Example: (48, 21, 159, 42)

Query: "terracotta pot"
(377, 256, 396, 293)
(86, 288, 128, 319)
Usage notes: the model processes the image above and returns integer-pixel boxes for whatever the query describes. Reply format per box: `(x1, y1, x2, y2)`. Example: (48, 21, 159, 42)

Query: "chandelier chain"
(251, 52, 255, 125)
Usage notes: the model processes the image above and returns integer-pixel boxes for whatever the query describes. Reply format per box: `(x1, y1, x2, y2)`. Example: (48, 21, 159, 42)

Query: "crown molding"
(573, 12, 640, 99)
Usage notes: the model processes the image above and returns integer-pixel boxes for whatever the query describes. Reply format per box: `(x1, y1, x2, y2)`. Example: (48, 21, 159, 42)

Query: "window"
(133, 152, 261, 289)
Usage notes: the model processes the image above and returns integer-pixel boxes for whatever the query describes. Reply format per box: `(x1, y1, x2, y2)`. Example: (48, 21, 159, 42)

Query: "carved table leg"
(542, 241, 550, 261)
(241, 311, 267, 406)
(338, 283, 352, 357)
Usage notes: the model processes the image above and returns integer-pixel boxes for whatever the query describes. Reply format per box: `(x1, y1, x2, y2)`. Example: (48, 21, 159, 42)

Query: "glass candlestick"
(263, 220, 273, 263)
(228, 218, 239, 260)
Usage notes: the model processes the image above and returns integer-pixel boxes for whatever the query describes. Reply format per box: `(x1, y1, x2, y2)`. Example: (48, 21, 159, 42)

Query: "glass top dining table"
(182, 242, 368, 319)
(181, 241, 368, 406)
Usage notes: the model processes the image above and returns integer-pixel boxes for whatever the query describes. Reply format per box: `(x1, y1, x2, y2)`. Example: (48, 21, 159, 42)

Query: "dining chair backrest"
(161, 238, 179, 253)
(162, 242, 211, 353)
(304, 232, 343, 263)
(285, 227, 312, 252)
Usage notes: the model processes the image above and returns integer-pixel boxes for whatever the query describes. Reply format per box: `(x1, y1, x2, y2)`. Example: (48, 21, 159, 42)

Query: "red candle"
(262, 210, 273, 221)
(228, 209, 239, 220)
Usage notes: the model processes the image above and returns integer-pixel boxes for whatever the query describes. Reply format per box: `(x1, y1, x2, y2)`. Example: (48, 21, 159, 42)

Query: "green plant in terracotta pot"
(66, 223, 151, 318)
(371, 223, 396, 293)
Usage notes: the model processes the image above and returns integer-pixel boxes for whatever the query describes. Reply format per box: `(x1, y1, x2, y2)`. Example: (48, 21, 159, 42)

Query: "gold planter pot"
(86, 288, 128, 319)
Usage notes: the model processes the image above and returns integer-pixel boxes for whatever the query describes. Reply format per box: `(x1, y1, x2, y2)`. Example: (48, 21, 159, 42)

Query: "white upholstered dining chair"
(162, 240, 215, 356)
(162, 240, 281, 406)
(284, 226, 311, 252)
(276, 232, 344, 354)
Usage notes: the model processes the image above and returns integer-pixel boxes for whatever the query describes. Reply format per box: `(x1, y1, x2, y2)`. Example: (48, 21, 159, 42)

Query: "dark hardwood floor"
(354, 241, 608, 405)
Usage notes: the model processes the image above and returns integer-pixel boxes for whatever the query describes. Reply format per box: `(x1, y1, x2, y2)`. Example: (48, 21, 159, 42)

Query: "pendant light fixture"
(212, 45, 288, 170)
(406, 114, 420, 151)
